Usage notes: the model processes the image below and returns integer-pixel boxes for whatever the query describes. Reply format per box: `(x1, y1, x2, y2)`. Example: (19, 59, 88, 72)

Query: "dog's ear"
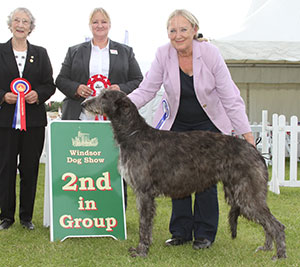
(114, 97, 131, 115)
(114, 96, 130, 108)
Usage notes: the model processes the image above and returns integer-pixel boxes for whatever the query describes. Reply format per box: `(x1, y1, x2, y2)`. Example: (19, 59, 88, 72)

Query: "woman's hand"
(108, 84, 120, 91)
(3, 92, 18, 104)
(77, 84, 93, 98)
(25, 90, 39, 104)
(242, 132, 255, 146)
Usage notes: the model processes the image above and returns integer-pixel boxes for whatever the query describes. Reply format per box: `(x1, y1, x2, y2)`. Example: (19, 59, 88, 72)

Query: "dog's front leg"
(129, 192, 156, 257)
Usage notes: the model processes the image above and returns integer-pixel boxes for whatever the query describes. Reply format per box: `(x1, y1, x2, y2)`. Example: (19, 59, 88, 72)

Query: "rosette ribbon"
(10, 78, 31, 131)
(87, 74, 111, 121)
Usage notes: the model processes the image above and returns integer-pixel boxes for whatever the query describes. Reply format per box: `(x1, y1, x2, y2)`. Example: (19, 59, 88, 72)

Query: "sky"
(1, 0, 252, 101)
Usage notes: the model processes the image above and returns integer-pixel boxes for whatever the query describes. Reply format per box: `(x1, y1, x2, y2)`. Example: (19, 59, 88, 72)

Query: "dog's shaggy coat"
(82, 90, 286, 259)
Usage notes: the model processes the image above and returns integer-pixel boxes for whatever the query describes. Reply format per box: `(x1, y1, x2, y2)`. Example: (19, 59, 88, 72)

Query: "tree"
(46, 101, 62, 112)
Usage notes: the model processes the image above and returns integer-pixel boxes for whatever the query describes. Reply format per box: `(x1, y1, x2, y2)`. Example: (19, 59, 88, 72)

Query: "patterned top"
(13, 50, 27, 77)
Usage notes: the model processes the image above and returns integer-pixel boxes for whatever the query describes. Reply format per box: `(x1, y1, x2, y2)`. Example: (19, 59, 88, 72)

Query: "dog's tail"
(228, 205, 240, 239)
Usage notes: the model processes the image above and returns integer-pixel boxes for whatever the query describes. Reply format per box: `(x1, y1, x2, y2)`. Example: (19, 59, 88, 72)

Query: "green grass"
(0, 164, 300, 266)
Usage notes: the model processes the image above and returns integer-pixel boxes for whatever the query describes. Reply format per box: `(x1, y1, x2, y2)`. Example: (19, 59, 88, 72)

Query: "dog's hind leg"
(228, 205, 240, 239)
(257, 211, 286, 260)
(273, 218, 286, 260)
(241, 205, 286, 260)
(255, 222, 273, 253)
(129, 192, 156, 257)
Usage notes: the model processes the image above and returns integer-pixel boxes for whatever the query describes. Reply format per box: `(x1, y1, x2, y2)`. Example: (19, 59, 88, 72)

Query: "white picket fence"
(251, 110, 300, 194)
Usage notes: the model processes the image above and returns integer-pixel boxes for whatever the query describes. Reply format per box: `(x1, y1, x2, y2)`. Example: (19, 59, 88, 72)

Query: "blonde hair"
(89, 7, 111, 26)
(167, 9, 200, 39)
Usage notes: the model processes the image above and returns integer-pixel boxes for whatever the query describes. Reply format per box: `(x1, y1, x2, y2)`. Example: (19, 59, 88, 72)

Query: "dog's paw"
(255, 245, 272, 253)
(128, 247, 138, 258)
(128, 246, 148, 257)
(128, 247, 136, 252)
(274, 251, 287, 260)
(271, 255, 279, 261)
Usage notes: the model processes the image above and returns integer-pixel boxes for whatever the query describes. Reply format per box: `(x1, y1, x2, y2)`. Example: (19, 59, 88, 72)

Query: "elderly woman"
(56, 7, 143, 120)
(0, 8, 55, 230)
(128, 9, 254, 249)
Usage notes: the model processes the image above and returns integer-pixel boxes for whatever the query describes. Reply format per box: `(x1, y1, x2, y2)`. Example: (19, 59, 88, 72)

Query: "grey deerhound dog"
(82, 89, 286, 260)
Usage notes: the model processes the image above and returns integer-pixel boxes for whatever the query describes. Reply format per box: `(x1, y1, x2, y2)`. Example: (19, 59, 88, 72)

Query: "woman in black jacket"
(0, 7, 55, 230)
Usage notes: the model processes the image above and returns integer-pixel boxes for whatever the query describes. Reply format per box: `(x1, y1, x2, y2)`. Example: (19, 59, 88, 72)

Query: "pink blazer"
(128, 40, 251, 135)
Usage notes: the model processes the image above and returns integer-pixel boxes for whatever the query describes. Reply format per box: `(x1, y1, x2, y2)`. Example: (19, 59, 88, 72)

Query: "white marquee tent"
(212, 0, 300, 122)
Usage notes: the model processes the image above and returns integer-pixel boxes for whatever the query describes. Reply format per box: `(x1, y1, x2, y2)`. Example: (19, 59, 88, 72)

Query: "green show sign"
(48, 121, 126, 241)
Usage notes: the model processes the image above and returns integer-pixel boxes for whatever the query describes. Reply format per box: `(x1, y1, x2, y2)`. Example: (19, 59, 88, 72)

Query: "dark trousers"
(0, 127, 45, 222)
(169, 120, 220, 242)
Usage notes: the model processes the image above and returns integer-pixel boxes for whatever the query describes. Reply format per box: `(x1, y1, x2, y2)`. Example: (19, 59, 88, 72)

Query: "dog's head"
(81, 89, 131, 120)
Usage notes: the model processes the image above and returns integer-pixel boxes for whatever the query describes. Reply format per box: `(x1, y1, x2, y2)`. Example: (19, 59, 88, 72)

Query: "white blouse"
(89, 40, 109, 79)
(14, 50, 27, 77)
(80, 40, 110, 121)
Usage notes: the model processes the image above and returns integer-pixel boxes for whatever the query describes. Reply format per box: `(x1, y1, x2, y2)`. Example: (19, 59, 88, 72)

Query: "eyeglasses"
(168, 27, 194, 36)
(13, 18, 30, 26)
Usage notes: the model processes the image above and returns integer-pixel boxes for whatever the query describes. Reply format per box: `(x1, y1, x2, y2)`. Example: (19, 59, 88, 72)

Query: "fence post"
(269, 114, 280, 194)
(278, 115, 286, 183)
(289, 116, 299, 182)
(261, 110, 269, 159)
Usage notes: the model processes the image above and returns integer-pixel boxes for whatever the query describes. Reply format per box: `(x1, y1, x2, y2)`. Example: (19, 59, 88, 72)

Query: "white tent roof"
(211, 0, 300, 61)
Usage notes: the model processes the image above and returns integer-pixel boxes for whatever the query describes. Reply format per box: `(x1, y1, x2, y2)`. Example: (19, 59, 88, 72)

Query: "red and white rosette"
(10, 78, 32, 131)
(87, 74, 111, 97)
(87, 74, 111, 121)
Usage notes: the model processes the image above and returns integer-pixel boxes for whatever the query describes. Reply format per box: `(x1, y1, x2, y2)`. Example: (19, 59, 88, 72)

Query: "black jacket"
(55, 40, 143, 120)
(0, 39, 56, 127)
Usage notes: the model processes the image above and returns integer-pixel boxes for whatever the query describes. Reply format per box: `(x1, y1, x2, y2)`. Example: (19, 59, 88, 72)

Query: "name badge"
(110, 49, 118, 55)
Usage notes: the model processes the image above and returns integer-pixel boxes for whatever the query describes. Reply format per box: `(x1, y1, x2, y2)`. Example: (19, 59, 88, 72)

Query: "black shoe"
(20, 220, 35, 230)
(193, 238, 212, 249)
(165, 237, 188, 246)
(0, 219, 14, 230)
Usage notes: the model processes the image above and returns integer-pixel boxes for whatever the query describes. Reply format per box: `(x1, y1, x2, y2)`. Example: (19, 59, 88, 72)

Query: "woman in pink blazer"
(128, 9, 254, 250)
